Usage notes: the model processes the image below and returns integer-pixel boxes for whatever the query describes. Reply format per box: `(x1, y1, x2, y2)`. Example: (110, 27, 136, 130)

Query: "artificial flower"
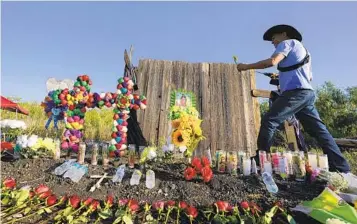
(46, 195, 58, 206)
(69, 195, 81, 209)
(172, 130, 188, 147)
(215, 201, 229, 212)
(240, 201, 249, 210)
(184, 167, 196, 180)
(186, 206, 198, 218)
(2, 177, 16, 189)
(201, 166, 213, 183)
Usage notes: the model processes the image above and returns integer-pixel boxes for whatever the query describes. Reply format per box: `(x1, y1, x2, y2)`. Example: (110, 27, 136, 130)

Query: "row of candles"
(214, 149, 329, 180)
(53, 141, 147, 169)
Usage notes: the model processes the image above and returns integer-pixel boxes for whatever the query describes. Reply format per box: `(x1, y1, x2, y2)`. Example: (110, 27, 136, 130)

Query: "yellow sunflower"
(172, 130, 188, 147)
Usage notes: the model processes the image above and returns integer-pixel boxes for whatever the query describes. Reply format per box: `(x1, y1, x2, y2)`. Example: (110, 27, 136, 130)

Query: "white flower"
(111, 139, 117, 145)
(179, 146, 187, 153)
(168, 144, 175, 152)
(27, 135, 39, 148)
(326, 218, 349, 224)
(0, 119, 27, 130)
(113, 120, 118, 126)
(147, 150, 157, 160)
(16, 135, 28, 148)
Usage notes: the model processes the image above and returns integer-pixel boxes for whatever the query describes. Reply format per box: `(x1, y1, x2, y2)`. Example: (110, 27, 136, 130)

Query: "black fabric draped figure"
(123, 52, 148, 149)
(126, 85, 148, 147)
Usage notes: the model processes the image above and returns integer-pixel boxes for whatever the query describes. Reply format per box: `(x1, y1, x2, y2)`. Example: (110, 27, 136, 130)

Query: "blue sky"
(2, 1, 357, 102)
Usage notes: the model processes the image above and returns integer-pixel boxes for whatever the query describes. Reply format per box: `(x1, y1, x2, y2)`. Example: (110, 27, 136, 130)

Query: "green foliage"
(315, 82, 357, 138)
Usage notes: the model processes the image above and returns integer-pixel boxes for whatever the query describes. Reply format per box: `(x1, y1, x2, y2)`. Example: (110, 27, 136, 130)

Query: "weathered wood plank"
(284, 121, 299, 151)
(198, 63, 210, 156)
(241, 70, 255, 155)
(250, 71, 262, 138)
(158, 61, 173, 145)
(251, 89, 271, 98)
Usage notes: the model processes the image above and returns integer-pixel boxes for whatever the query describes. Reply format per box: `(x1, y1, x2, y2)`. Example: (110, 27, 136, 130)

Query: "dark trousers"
(256, 89, 350, 173)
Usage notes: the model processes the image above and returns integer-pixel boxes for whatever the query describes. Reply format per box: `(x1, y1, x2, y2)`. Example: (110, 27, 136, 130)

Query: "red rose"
(106, 194, 114, 206)
(118, 199, 129, 207)
(83, 197, 93, 206)
(194, 162, 203, 174)
(46, 195, 57, 206)
(240, 201, 249, 210)
(179, 201, 188, 209)
(128, 199, 139, 214)
(191, 157, 203, 174)
(3, 177, 16, 189)
(90, 200, 100, 211)
(39, 190, 52, 199)
(249, 202, 262, 215)
(201, 166, 213, 183)
(166, 200, 176, 208)
(184, 167, 196, 181)
(201, 156, 211, 167)
(35, 184, 50, 195)
(186, 206, 198, 218)
(215, 201, 229, 212)
(152, 201, 165, 211)
(69, 195, 81, 209)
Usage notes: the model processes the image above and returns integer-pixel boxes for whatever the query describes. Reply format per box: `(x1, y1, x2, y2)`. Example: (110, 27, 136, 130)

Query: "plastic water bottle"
(251, 159, 258, 174)
(145, 169, 155, 189)
(63, 163, 88, 183)
(53, 159, 76, 175)
(262, 172, 279, 194)
(130, 169, 142, 186)
(113, 165, 126, 183)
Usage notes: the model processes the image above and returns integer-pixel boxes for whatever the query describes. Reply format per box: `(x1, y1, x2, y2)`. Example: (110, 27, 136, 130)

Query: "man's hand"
(236, 63, 250, 72)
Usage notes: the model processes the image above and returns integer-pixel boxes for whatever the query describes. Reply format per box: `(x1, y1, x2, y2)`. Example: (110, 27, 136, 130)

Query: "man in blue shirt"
(236, 24, 350, 173)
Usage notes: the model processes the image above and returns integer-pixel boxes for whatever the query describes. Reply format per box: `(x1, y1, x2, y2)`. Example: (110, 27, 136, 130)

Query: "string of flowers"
(1, 177, 296, 224)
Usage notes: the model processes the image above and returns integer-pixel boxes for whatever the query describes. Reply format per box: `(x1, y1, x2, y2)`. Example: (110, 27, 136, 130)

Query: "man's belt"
(277, 53, 310, 72)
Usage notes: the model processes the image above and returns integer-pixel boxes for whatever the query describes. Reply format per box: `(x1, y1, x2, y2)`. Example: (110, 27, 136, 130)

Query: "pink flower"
(118, 199, 129, 207)
(35, 184, 50, 195)
(152, 201, 165, 211)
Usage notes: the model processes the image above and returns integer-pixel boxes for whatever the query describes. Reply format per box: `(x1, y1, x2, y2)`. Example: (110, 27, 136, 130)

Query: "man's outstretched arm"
(236, 53, 285, 71)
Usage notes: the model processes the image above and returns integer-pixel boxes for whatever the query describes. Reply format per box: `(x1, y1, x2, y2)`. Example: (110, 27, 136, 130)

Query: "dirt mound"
(1, 157, 325, 223)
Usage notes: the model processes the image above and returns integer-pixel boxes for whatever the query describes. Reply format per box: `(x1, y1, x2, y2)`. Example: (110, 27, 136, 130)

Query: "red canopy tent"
(0, 96, 29, 116)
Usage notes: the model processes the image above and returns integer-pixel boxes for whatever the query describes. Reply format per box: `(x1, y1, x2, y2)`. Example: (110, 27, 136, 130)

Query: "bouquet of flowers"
(16, 135, 56, 158)
(169, 105, 205, 158)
